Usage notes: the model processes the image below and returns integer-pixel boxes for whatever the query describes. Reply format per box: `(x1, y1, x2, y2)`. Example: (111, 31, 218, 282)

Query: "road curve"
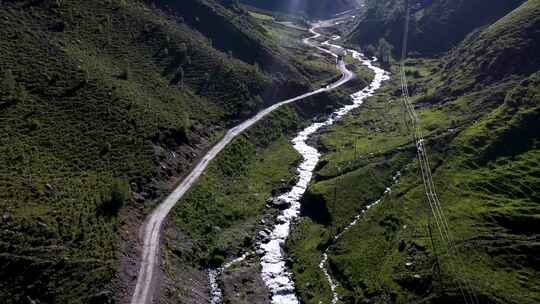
(129, 22, 354, 304)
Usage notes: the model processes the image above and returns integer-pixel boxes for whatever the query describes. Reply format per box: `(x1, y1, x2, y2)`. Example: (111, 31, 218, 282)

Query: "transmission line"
(398, 1, 479, 303)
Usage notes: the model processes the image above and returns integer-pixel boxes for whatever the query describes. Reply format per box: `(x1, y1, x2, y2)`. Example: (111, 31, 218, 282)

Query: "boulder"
(257, 231, 270, 243)
(268, 198, 291, 210)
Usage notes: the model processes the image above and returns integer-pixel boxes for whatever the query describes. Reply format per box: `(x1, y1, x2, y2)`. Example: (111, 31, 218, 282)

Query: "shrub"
(99, 178, 130, 216)
(377, 38, 393, 64)
(207, 247, 226, 267)
(365, 44, 377, 57)
(119, 64, 131, 80)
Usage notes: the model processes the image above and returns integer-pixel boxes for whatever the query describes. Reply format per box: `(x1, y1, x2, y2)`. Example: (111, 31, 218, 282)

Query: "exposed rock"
(267, 197, 291, 210)
(257, 231, 270, 243)
(221, 257, 271, 304)
(44, 183, 56, 195)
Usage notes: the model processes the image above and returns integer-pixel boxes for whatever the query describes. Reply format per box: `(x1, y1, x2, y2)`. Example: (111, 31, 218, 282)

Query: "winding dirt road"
(129, 22, 354, 304)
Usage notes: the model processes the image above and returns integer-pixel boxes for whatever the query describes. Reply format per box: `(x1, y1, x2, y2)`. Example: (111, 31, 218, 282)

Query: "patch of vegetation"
(161, 106, 301, 289)
(248, 10, 275, 21)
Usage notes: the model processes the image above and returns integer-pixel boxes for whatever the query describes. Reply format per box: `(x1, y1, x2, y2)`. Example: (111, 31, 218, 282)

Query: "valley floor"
(3, 2, 538, 303)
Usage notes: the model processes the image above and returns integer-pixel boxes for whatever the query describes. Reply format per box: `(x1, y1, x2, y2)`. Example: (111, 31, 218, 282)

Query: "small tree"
(120, 64, 131, 80)
(222, 0, 240, 8)
(49, 0, 64, 9)
(377, 38, 393, 65)
(99, 178, 130, 216)
(365, 44, 377, 58)
(254, 95, 264, 107)
(178, 42, 188, 55)
(1, 69, 26, 102)
(180, 113, 191, 140)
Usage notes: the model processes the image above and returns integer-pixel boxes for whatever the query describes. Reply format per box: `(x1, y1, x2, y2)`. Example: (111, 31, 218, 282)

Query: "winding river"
(205, 17, 390, 304)
(257, 27, 390, 304)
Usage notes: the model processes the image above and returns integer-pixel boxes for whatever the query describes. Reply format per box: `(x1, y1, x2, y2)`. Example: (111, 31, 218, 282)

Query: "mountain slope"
(152, 0, 303, 77)
(287, 0, 540, 303)
(444, 0, 540, 86)
(347, 0, 526, 55)
(0, 0, 322, 302)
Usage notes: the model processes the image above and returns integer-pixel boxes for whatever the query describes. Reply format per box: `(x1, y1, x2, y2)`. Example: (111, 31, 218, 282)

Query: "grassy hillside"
(250, 9, 343, 88)
(444, 0, 540, 87)
(288, 1, 540, 303)
(316, 66, 540, 304)
(0, 0, 338, 302)
(347, 0, 526, 55)
(152, 0, 303, 78)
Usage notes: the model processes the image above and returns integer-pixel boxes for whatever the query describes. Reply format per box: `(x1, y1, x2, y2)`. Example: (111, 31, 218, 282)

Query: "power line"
(398, 1, 479, 303)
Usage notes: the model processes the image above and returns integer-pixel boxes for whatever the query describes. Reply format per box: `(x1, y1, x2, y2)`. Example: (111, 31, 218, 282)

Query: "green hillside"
(288, 0, 540, 303)
(0, 0, 335, 302)
(347, 0, 526, 55)
(1, 0, 539, 303)
(152, 0, 303, 77)
(444, 0, 540, 86)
